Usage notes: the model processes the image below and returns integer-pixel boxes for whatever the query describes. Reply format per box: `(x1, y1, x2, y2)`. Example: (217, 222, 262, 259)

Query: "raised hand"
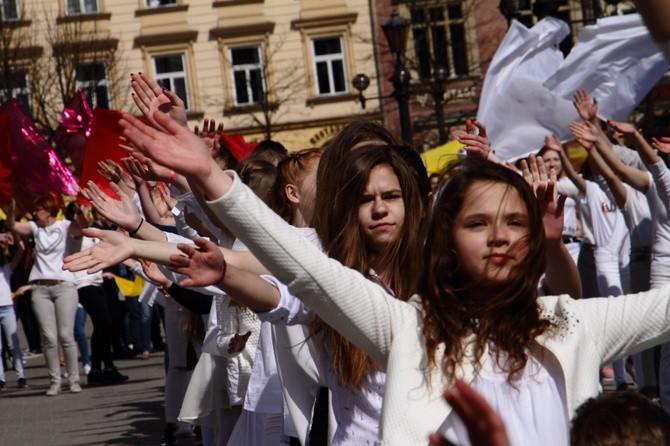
(194, 118, 225, 157)
(119, 111, 213, 181)
(82, 181, 141, 231)
(63, 228, 135, 273)
(572, 88, 598, 122)
(139, 259, 171, 288)
(97, 159, 124, 183)
(544, 134, 563, 153)
(520, 155, 566, 241)
(428, 379, 509, 446)
(127, 151, 176, 184)
(606, 119, 637, 135)
(130, 72, 188, 130)
(569, 121, 598, 151)
(169, 236, 226, 288)
(651, 137, 670, 155)
(228, 331, 252, 355)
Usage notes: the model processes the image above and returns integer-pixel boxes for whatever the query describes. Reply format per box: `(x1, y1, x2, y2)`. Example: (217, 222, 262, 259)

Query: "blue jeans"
(0, 304, 25, 381)
(74, 306, 90, 367)
(126, 298, 152, 353)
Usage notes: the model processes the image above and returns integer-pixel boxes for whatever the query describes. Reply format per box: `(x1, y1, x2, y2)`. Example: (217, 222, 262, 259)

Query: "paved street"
(0, 324, 197, 446)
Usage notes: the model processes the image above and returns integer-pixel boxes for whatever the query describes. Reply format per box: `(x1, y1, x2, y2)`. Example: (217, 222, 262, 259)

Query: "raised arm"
(570, 121, 628, 208)
(608, 120, 661, 166)
(120, 110, 407, 362)
(545, 135, 586, 194)
(130, 72, 188, 131)
(63, 227, 267, 275)
(169, 237, 280, 312)
(82, 181, 167, 243)
(521, 155, 581, 299)
(572, 88, 599, 126)
(6, 200, 32, 238)
(8, 236, 25, 272)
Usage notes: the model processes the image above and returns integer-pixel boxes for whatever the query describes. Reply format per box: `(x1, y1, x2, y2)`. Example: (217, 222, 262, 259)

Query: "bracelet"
(215, 259, 227, 285)
(167, 170, 175, 186)
(129, 217, 144, 237)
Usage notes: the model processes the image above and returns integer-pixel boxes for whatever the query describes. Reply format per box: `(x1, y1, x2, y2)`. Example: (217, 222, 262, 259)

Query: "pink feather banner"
(54, 89, 93, 173)
(0, 99, 79, 212)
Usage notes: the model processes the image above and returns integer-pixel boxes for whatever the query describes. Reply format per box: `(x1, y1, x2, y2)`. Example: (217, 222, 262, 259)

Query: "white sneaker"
(46, 384, 60, 396)
(69, 382, 82, 393)
(83, 364, 91, 375)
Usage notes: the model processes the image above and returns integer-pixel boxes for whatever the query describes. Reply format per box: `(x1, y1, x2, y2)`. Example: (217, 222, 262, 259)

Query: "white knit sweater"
(207, 171, 670, 446)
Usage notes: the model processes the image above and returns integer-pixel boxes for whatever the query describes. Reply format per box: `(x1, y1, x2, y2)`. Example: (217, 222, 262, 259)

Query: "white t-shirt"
(29, 220, 77, 283)
(583, 180, 628, 254)
(622, 184, 653, 249)
(72, 235, 104, 288)
(558, 177, 594, 245)
(646, 162, 670, 268)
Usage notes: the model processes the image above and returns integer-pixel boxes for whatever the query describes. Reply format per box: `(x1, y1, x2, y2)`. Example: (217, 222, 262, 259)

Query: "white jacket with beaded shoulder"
(206, 171, 670, 446)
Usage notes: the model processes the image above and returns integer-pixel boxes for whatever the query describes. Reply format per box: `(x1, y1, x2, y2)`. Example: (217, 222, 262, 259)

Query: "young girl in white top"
(119, 110, 670, 446)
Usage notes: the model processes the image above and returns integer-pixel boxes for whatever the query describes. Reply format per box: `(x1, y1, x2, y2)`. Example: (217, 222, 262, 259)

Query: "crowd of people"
(3, 68, 670, 446)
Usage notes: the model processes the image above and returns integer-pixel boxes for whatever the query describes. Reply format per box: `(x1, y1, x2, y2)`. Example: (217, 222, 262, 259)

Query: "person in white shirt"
(7, 196, 87, 396)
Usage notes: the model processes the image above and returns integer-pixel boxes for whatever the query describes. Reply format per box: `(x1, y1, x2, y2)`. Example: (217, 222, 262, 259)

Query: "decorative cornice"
(224, 111, 381, 135)
(134, 5, 188, 17)
(134, 30, 198, 47)
(291, 12, 357, 30)
(53, 38, 118, 56)
(212, 0, 262, 7)
(209, 22, 275, 40)
(0, 19, 31, 29)
(55, 12, 112, 24)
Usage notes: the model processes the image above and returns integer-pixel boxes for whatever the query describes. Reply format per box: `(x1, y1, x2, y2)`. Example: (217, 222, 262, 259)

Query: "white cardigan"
(207, 171, 670, 446)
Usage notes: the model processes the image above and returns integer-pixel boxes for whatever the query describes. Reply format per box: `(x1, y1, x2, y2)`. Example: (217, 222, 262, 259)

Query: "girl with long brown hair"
(212, 145, 427, 444)
(118, 109, 670, 446)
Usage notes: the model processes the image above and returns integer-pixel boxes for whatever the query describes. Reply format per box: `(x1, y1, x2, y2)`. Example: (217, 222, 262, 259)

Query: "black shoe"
(102, 367, 129, 384)
(17, 378, 28, 389)
(160, 423, 177, 446)
(616, 383, 630, 391)
(87, 370, 104, 386)
(0, 380, 5, 390)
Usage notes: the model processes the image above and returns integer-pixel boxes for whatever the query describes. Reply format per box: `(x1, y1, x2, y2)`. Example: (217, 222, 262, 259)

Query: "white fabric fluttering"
(478, 14, 670, 162)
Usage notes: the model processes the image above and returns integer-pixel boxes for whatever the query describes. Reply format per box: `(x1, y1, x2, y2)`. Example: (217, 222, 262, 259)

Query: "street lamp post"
(433, 65, 448, 145)
(382, 12, 412, 146)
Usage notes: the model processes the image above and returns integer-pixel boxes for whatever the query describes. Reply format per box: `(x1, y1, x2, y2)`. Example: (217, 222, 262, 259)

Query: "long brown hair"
(312, 120, 395, 233)
(420, 158, 553, 384)
(312, 145, 427, 389)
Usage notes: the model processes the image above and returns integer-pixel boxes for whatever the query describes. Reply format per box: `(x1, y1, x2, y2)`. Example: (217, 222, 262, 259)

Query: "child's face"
(358, 164, 405, 255)
(452, 180, 530, 288)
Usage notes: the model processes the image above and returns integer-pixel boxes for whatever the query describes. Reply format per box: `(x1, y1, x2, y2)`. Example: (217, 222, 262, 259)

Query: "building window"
(146, 0, 177, 8)
(311, 37, 347, 96)
(230, 46, 264, 106)
(76, 62, 109, 109)
(1, 0, 19, 20)
(153, 54, 190, 110)
(0, 70, 30, 114)
(411, 3, 469, 81)
(66, 0, 99, 15)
